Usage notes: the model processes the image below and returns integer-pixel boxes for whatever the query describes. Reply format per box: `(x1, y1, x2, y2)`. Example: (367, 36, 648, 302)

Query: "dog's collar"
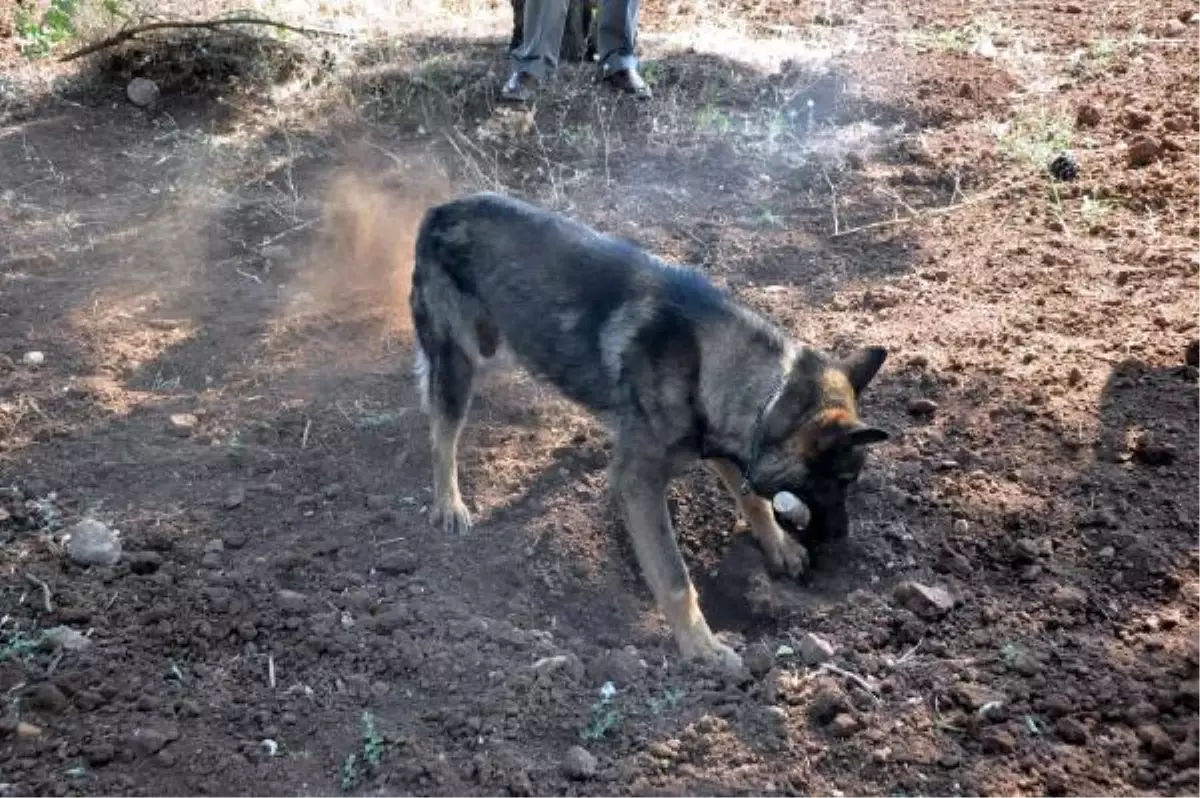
(740, 372, 788, 495)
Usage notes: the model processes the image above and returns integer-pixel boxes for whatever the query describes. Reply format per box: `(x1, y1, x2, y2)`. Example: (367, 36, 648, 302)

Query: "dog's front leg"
(610, 448, 743, 674)
(706, 458, 809, 579)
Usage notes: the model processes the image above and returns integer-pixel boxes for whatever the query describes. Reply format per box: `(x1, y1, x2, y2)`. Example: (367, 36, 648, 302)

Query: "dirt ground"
(1, 0, 1198, 795)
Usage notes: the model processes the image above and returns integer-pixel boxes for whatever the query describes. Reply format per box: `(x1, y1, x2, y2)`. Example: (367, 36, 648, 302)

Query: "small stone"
(43, 626, 91, 652)
(128, 551, 163, 575)
(29, 683, 68, 713)
(1013, 538, 1041, 563)
(203, 539, 224, 555)
(797, 632, 835, 666)
(222, 529, 249, 549)
(126, 77, 160, 108)
(1055, 717, 1089, 745)
(586, 647, 646, 686)
(222, 487, 246, 510)
(906, 398, 938, 416)
(65, 519, 122, 567)
(1164, 18, 1188, 37)
(21, 351, 45, 367)
(1127, 136, 1161, 168)
(276, 589, 308, 614)
(1008, 650, 1041, 676)
(980, 727, 1016, 755)
(167, 413, 199, 437)
(1132, 436, 1177, 466)
(829, 713, 860, 737)
(1050, 584, 1087, 611)
(1097, 546, 1115, 559)
(1137, 724, 1175, 759)
(744, 642, 775, 678)
(562, 745, 597, 780)
(17, 721, 42, 738)
(1075, 103, 1101, 128)
(365, 494, 391, 511)
(893, 581, 954, 619)
(377, 551, 419, 576)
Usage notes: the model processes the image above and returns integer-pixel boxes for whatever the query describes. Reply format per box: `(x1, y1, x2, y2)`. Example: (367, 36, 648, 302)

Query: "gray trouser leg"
(598, 0, 640, 75)
(510, 0, 568, 80)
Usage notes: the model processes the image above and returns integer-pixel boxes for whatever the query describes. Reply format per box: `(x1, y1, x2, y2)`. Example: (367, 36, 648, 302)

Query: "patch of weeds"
(1068, 33, 1148, 79)
(996, 107, 1074, 170)
(999, 642, 1022, 667)
(904, 26, 973, 53)
(1080, 193, 1113, 225)
(16, 0, 80, 58)
(646, 686, 685, 715)
(0, 628, 46, 662)
(697, 104, 733, 136)
(1024, 713, 1046, 736)
(340, 710, 386, 791)
(580, 681, 622, 741)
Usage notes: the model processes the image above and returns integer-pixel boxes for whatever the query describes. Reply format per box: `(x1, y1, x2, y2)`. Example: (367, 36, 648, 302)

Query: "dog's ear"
(839, 346, 888, 394)
(845, 425, 889, 447)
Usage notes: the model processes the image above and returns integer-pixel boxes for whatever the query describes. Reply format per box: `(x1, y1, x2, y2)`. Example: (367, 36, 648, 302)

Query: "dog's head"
(750, 346, 889, 543)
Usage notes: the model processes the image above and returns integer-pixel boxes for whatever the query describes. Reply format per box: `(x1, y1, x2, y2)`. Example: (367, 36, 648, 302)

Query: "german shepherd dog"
(410, 193, 889, 672)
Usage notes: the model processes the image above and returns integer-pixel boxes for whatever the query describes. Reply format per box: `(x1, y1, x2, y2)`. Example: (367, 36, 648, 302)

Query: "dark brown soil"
(1, 1, 1197, 796)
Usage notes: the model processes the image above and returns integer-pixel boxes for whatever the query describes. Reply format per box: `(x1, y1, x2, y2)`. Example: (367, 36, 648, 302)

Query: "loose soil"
(1, 0, 1197, 796)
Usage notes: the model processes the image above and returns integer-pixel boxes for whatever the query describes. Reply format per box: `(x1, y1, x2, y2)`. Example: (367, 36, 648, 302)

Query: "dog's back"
(412, 192, 741, 413)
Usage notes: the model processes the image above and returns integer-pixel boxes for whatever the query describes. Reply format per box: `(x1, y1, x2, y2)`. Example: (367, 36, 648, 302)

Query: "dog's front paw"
(431, 497, 472, 535)
(763, 531, 810, 580)
(681, 634, 744, 676)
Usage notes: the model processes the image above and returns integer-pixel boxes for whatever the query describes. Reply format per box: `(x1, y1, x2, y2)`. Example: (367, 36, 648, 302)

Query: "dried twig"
(59, 16, 350, 62)
(23, 573, 53, 613)
(817, 662, 881, 703)
(819, 164, 840, 235)
(268, 653, 277, 689)
(831, 178, 1033, 238)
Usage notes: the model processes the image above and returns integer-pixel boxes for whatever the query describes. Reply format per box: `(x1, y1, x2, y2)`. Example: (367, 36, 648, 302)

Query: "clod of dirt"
(1127, 136, 1162, 168)
(1177, 679, 1200, 709)
(1137, 724, 1175, 759)
(562, 745, 598, 780)
(744, 642, 775, 678)
(260, 244, 291, 264)
(277, 590, 308, 614)
(829, 713, 860, 738)
(1055, 717, 1089, 745)
(65, 519, 122, 567)
(1163, 18, 1189, 38)
(84, 743, 116, 766)
(1132, 435, 1177, 466)
(222, 487, 246, 510)
(1076, 103, 1102, 128)
(1050, 584, 1088, 611)
(797, 632, 835, 666)
(533, 653, 585, 683)
(128, 551, 163, 575)
(1012, 538, 1042, 564)
(586, 647, 646, 686)
(1123, 107, 1153, 130)
(893, 581, 954, 619)
(21, 350, 45, 367)
(126, 78, 160, 108)
(979, 727, 1017, 755)
(377, 551, 419, 576)
(129, 725, 179, 757)
(222, 529, 248, 549)
(167, 413, 199, 437)
(1186, 339, 1199, 367)
(29, 683, 68, 714)
(808, 678, 851, 724)
(906, 398, 939, 417)
(951, 682, 1003, 711)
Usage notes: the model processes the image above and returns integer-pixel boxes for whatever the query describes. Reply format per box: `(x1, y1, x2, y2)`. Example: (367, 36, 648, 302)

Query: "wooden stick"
(23, 573, 53, 613)
(59, 16, 350, 62)
(830, 178, 1033, 238)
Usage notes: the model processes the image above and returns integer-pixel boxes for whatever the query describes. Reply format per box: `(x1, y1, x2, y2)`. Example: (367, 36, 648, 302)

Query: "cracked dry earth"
(0, 0, 1198, 795)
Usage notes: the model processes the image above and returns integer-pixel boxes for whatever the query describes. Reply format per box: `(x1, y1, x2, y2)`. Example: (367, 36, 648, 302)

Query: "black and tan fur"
(410, 192, 888, 671)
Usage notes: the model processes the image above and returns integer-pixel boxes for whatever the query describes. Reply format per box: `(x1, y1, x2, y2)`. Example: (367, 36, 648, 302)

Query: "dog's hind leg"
(705, 458, 809, 579)
(610, 443, 743, 674)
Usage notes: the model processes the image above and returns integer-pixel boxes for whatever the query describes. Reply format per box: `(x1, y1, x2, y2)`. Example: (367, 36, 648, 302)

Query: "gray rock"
(276, 589, 308, 614)
(906, 397, 938, 416)
(66, 519, 122, 567)
(562, 745, 597, 779)
(797, 632, 835, 666)
(129, 724, 178, 757)
(126, 77, 160, 108)
(744, 642, 775, 678)
(29, 683, 68, 713)
(893, 581, 954, 619)
(43, 626, 91, 652)
(166, 413, 198, 437)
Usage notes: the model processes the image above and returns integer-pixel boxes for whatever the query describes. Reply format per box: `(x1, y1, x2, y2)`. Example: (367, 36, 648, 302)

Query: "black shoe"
(501, 71, 539, 103)
(603, 67, 652, 100)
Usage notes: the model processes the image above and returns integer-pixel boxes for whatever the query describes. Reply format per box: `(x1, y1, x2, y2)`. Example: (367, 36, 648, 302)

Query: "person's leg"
(597, 0, 651, 98)
(504, 0, 569, 100)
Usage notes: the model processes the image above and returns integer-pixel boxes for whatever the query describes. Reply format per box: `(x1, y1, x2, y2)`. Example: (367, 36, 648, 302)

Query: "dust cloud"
(287, 164, 452, 341)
